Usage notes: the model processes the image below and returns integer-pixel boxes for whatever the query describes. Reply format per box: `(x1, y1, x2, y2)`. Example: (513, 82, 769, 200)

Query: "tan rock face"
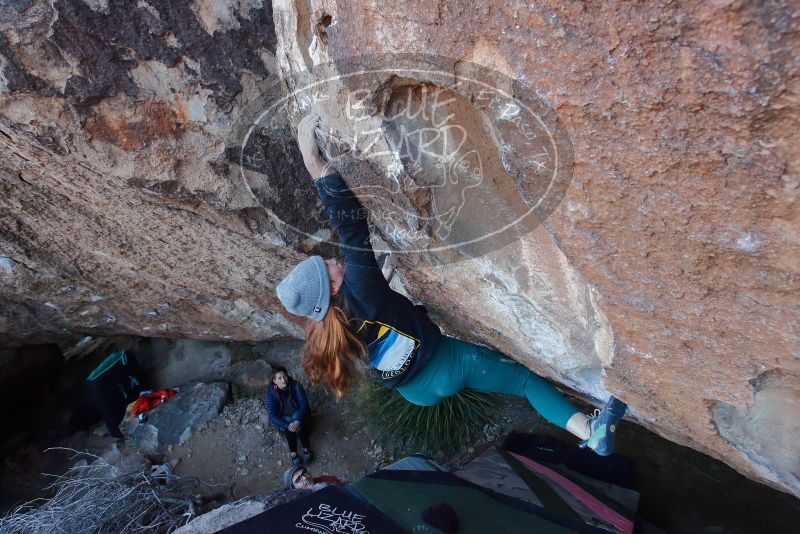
(269, 0, 800, 497)
(0, 0, 798, 497)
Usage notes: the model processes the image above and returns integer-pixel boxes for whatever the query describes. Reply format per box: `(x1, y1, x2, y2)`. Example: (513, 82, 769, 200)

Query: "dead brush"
(0, 449, 226, 534)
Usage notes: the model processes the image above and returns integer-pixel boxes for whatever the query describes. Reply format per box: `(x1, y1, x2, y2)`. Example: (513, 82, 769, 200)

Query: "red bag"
(130, 389, 176, 416)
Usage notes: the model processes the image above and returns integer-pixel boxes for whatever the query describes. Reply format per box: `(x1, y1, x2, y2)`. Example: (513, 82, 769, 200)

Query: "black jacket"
(315, 172, 443, 388)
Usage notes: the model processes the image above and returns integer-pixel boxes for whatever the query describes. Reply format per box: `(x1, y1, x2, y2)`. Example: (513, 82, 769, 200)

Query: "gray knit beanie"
(284, 465, 304, 489)
(276, 256, 330, 322)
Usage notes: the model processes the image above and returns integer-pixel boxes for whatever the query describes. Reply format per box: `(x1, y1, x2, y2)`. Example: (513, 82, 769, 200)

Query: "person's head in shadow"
(285, 465, 314, 490)
(283, 465, 339, 491)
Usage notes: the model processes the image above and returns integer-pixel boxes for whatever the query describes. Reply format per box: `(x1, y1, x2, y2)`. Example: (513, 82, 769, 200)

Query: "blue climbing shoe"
(580, 396, 627, 456)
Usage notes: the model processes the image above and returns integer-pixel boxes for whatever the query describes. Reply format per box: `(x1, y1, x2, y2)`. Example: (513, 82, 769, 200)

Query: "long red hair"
(302, 301, 366, 399)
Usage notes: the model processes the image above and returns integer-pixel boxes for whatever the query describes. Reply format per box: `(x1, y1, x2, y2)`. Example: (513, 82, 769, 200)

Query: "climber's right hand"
(297, 112, 329, 180)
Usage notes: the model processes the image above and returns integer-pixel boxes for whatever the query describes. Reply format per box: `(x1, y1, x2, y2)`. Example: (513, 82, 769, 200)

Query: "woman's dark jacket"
(264, 379, 309, 431)
(315, 172, 443, 388)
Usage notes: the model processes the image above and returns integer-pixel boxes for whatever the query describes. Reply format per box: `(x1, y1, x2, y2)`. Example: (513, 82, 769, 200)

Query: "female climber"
(275, 112, 627, 456)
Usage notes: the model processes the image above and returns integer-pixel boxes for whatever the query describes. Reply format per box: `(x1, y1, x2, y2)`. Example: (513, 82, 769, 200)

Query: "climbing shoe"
(580, 395, 627, 456)
(291, 453, 302, 467)
(302, 449, 314, 465)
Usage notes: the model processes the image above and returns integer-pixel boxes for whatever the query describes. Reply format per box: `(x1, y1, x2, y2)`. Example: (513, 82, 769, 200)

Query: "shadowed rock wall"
(0, 0, 316, 343)
(0, 0, 798, 497)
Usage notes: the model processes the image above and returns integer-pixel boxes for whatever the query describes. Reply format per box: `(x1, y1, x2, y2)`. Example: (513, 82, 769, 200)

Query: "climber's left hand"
(297, 112, 329, 179)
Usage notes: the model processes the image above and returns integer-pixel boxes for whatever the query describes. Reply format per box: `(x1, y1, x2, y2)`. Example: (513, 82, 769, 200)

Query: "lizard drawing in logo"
(429, 147, 483, 240)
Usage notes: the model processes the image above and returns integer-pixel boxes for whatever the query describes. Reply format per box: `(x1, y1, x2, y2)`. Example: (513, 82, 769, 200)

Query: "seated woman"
(265, 366, 314, 466)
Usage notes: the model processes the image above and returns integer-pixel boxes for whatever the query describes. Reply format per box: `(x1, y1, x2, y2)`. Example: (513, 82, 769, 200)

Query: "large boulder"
(128, 337, 299, 392)
(0, 0, 798, 498)
(0, 0, 309, 346)
(173, 500, 266, 534)
(269, 0, 800, 498)
(173, 489, 309, 534)
(128, 381, 230, 455)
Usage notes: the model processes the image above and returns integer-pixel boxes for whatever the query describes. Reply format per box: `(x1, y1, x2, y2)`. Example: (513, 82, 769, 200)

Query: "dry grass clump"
(0, 449, 224, 534)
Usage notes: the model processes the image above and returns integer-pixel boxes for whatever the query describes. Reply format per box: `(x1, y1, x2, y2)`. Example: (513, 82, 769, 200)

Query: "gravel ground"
(164, 386, 382, 500)
(159, 382, 535, 500)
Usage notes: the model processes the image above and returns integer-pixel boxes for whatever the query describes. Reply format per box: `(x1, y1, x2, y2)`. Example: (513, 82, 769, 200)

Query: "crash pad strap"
(509, 452, 634, 534)
(498, 448, 584, 522)
(87, 351, 127, 381)
(545, 458, 639, 521)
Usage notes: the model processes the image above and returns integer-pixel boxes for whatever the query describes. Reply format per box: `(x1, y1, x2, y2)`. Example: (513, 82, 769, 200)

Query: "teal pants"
(396, 336, 580, 429)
